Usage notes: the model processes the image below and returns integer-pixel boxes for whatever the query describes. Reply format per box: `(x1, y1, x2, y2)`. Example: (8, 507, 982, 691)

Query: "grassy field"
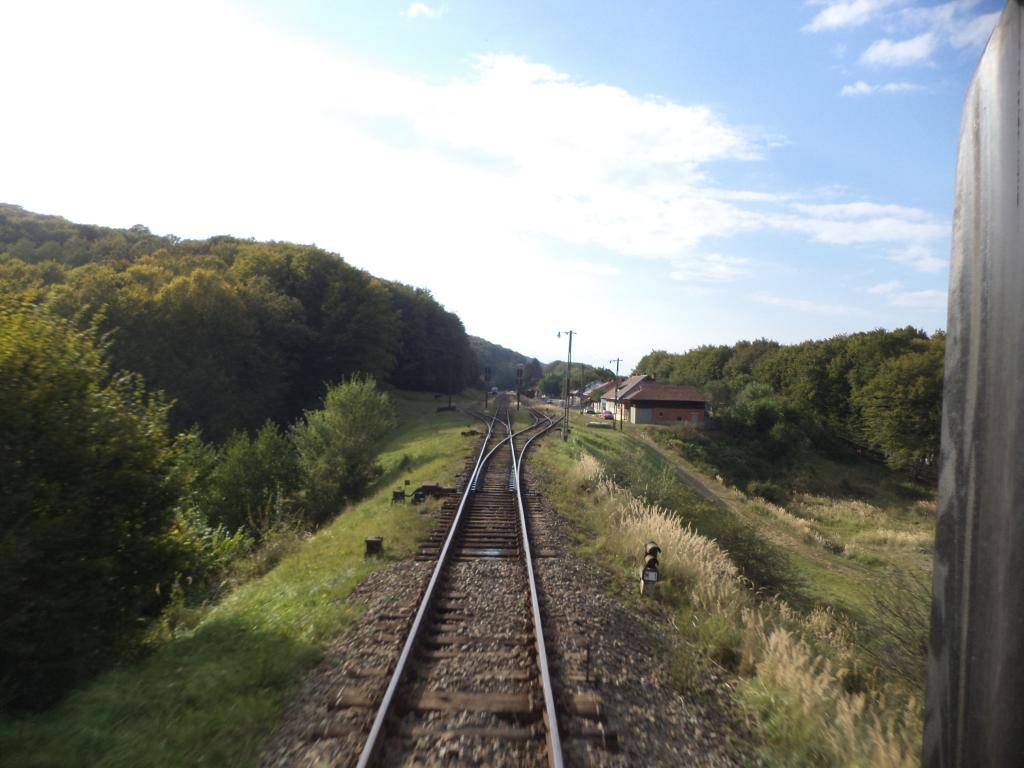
(0, 391, 481, 768)
(533, 412, 928, 766)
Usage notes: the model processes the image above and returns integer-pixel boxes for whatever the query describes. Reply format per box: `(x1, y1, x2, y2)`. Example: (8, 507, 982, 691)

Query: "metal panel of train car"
(925, 2, 1024, 766)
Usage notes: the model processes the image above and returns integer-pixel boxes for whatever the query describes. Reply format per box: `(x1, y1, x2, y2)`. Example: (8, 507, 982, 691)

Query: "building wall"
(629, 405, 705, 425)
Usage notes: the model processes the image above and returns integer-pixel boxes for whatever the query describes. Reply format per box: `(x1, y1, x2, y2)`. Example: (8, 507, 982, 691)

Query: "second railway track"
(355, 397, 565, 767)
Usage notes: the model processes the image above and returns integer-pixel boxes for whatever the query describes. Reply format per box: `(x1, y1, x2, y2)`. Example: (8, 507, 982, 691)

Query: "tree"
(291, 376, 396, 523)
(854, 337, 944, 474)
(0, 300, 176, 709)
(204, 421, 300, 536)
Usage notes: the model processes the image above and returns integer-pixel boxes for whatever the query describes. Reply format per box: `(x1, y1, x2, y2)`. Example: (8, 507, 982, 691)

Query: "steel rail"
(355, 403, 552, 767)
(507, 410, 565, 768)
(516, 408, 559, 472)
(354, 408, 496, 768)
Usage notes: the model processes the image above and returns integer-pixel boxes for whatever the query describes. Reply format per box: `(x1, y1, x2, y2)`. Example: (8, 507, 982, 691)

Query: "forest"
(537, 360, 615, 397)
(0, 204, 478, 440)
(634, 328, 944, 487)
(468, 335, 542, 390)
(0, 205, 478, 710)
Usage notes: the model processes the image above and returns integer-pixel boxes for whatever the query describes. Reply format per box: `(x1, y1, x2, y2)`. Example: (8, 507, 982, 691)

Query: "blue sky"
(0, 1, 1004, 370)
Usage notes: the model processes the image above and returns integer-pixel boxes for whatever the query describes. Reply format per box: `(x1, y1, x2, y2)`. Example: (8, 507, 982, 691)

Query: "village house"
(598, 374, 652, 419)
(617, 381, 707, 426)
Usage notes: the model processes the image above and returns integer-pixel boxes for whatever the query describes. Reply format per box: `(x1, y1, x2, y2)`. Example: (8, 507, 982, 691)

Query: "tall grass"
(565, 453, 921, 767)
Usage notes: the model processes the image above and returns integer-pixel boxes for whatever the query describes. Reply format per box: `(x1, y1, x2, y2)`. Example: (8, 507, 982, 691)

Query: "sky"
(0, 0, 1005, 371)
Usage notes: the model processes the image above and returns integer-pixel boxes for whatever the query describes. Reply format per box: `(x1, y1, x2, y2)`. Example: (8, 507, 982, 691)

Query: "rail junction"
(353, 397, 570, 766)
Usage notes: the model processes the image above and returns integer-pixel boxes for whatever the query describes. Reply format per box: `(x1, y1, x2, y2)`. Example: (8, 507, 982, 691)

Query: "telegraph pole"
(558, 330, 575, 441)
(609, 357, 622, 430)
(516, 363, 523, 411)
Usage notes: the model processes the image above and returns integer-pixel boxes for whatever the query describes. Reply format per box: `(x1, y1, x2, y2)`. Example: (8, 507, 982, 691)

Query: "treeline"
(538, 360, 614, 398)
(636, 328, 944, 476)
(0, 204, 478, 441)
(0, 204, 481, 711)
(469, 335, 542, 389)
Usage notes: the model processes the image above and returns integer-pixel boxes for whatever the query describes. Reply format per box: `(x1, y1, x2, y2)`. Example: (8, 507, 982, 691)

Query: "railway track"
(355, 398, 565, 767)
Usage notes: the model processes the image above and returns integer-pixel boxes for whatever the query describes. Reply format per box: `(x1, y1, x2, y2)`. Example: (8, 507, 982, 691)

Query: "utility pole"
(577, 362, 584, 411)
(516, 363, 523, 411)
(483, 366, 491, 410)
(609, 357, 622, 430)
(558, 330, 575, 441)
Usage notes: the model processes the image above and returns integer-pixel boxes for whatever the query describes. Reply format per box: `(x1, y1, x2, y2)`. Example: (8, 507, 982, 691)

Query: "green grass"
(0, 390, 478, 768)
(534, 421, 924, 766)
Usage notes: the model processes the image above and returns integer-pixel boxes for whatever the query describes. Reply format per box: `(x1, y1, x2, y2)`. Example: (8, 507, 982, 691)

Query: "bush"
(0, 301, 176, 709)
(747, 480, 790, 506)
(291, 376, 396, 523)
(204, 421, 299, 536)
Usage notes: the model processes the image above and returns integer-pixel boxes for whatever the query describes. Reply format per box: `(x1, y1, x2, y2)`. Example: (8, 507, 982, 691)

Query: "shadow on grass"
(0, 617, 320, 768)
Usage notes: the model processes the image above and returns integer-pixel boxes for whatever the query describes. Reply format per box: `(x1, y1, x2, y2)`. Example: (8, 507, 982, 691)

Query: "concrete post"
(925, 4, 1024, 766)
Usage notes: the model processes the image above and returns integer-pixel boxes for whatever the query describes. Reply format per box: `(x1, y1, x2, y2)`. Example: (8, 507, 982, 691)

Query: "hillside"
(0, 204, 479, 440)
(0, 204, 493, 709)
(467, 335, 542, 389)
(538, 359, 615, 397)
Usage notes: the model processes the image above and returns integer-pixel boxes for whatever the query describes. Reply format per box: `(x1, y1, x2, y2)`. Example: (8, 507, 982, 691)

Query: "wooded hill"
(635, 329, 944, 476)
(0, 204, 479, 441)
(468, 335, 542, 389)
(0, 204, 483, 709)
(538, 360, 616, 397)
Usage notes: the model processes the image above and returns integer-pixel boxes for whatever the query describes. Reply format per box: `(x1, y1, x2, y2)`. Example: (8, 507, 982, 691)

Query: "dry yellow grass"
(752, 498, 844, 553)
(853, 529, 932, 549)
(567, 452, 922, 767)
(792, 493, 884, 521)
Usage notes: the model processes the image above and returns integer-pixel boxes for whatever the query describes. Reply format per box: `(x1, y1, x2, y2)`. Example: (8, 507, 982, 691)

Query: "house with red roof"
(598, 374, 652, 418)
(617, 381, 707, 426)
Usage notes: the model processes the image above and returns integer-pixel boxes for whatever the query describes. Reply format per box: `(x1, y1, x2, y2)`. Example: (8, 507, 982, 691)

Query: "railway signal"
(641, 540, 660, 596)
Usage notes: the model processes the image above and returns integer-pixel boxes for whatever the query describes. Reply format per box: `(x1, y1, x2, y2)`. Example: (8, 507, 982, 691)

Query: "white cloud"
(840, 80, 922, 95)
(774, 201, 947, 245)
(804, 0, 897, 32)
(866, 279, 946, 309)
(868, 280, 903, 294)
(885, 289, 947, 309)
(949, 11, 999, 48)
(0, 0, 952, 342)
(888, 244, 947, 272)
(841, 80, 875, 96)
(402, 3, 444, 19)
(670, 253, 752, 283)
(792, 202, 934, 220)
(753, 292, 863, 315)
(860, 32, 938, 66)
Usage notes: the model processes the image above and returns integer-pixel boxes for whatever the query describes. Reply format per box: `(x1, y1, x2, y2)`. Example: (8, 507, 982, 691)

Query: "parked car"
(600, 411, 614, 420)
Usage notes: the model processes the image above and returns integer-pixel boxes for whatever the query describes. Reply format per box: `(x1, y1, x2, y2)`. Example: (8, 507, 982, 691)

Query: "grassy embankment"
(533, 411, 928, 767)
(0, 391, 481, 768)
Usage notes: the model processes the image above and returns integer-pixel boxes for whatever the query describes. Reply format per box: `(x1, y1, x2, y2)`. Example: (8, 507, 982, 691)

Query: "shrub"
(205, 421, 299, 536)
(747, 480, 789, 506)
(291, 375, 396, 523)
(0, 301, 176, 709)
